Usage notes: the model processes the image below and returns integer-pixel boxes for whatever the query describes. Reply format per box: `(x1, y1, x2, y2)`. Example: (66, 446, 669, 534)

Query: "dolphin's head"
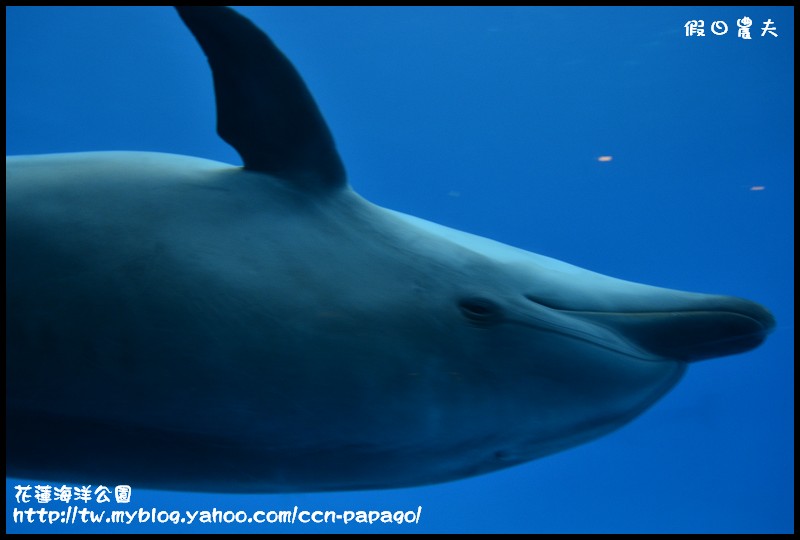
(382, 208, 775, 466)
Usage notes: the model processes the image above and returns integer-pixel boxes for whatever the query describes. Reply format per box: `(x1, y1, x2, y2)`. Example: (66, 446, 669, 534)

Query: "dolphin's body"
(6, 7, 774, 492)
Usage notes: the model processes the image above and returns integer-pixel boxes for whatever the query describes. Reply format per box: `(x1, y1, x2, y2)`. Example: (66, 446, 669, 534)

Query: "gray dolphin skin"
(6, 7, 775, 493)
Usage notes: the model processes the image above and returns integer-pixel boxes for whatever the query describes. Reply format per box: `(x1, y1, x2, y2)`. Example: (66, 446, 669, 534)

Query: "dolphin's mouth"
(523, 293, 776, 362)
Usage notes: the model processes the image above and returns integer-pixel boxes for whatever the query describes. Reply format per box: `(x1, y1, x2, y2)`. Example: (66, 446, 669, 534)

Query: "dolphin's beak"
(522, 280, 775, 362)
(536, 295, 776, 362)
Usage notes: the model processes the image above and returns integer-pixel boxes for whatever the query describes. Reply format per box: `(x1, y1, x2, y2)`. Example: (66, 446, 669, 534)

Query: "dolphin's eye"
(459, 298, 503, 325)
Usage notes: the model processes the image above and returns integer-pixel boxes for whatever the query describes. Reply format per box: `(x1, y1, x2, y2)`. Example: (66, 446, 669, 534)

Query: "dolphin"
(6, 7, 774, 492)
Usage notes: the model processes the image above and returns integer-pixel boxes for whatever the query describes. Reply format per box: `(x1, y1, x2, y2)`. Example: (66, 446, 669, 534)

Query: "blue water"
(5, 6, 794, 533)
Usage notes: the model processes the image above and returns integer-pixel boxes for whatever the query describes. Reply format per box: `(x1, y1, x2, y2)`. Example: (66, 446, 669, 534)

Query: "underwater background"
(5, 6, 793, 533)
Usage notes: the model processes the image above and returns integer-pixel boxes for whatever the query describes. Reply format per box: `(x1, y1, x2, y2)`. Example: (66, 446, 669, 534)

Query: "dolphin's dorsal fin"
(176, 6, 346, 191)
